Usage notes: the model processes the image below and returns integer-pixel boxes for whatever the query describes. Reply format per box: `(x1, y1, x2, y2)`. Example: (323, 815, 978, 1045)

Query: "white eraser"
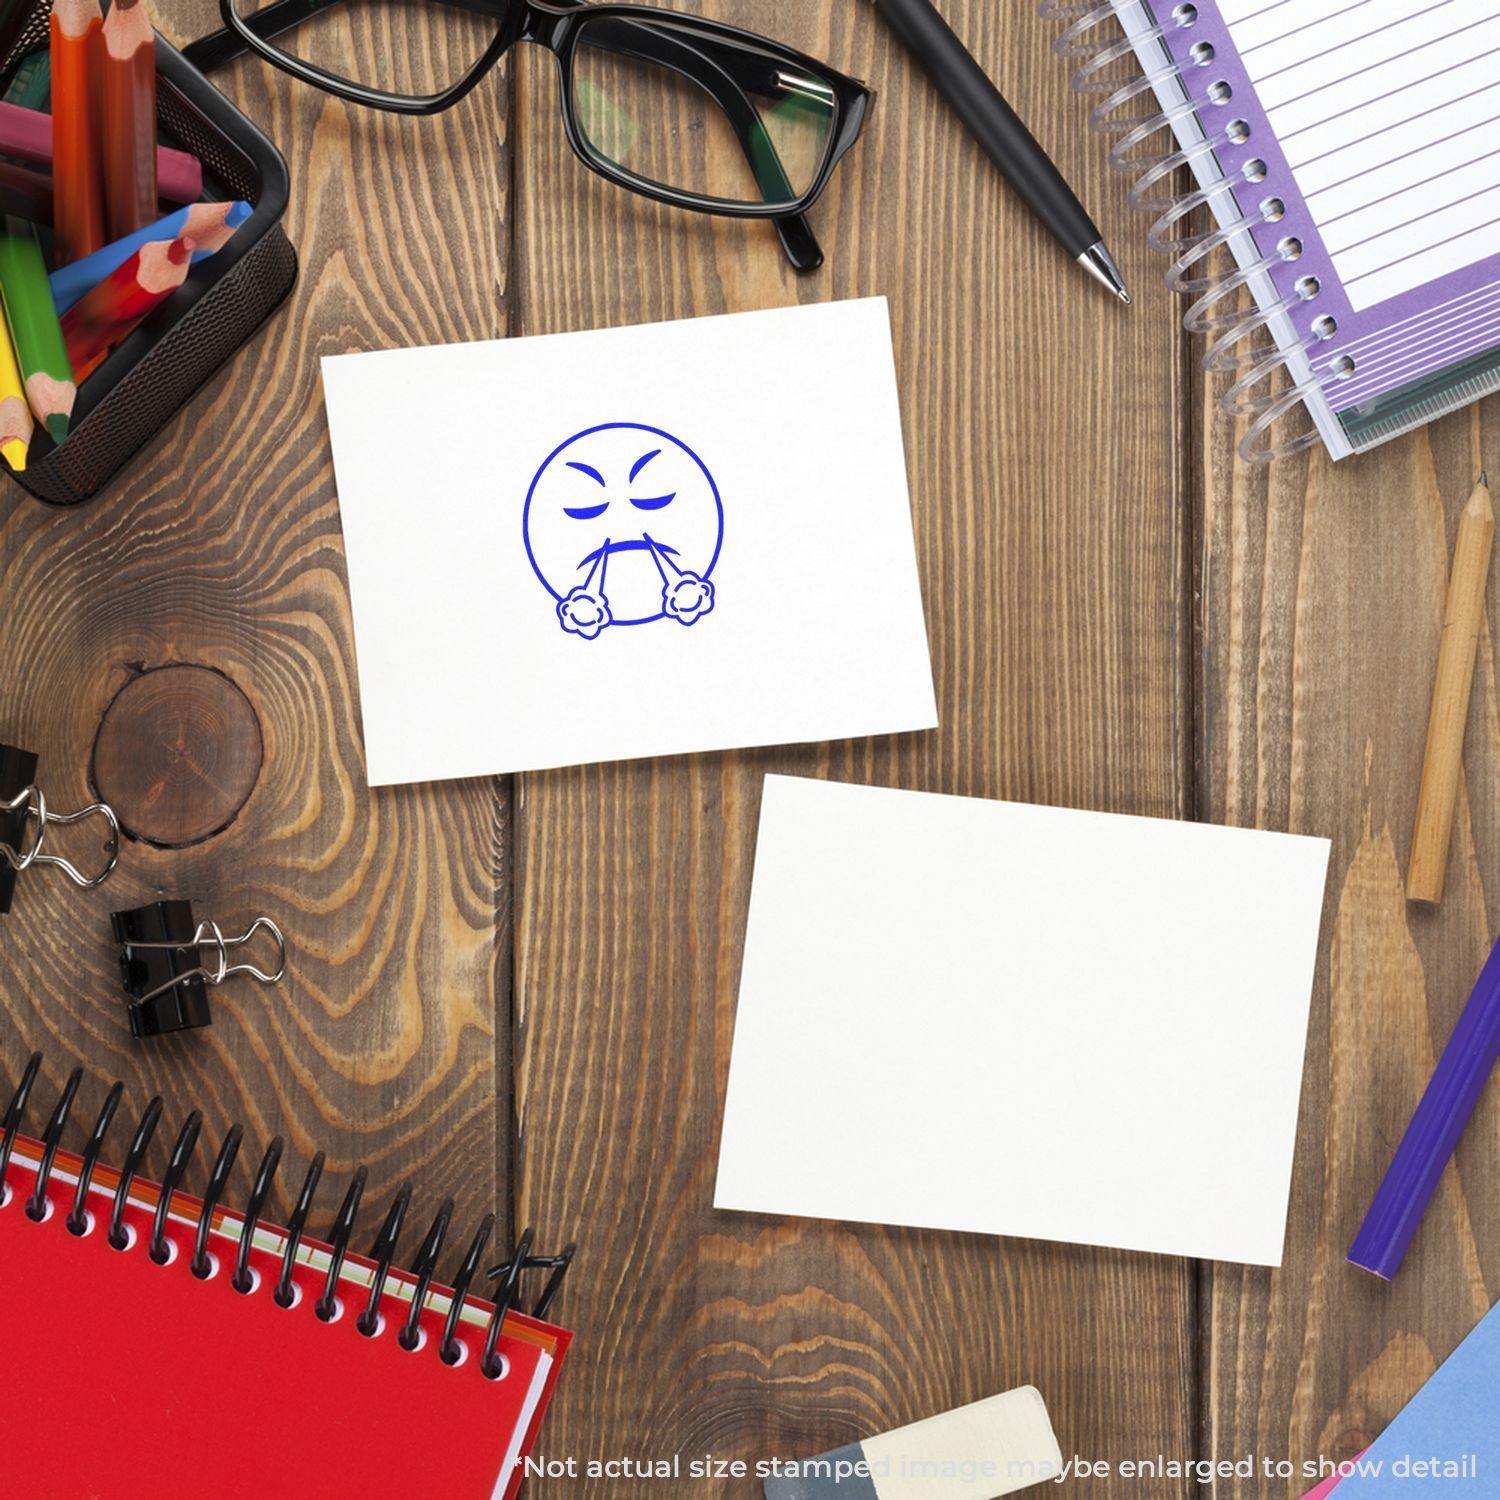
(764, 1385, 1062, 1500)
(862, 1386, 1063, 1499)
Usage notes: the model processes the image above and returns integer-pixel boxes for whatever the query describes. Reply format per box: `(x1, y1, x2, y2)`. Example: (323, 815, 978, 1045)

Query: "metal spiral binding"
(0, 1054, 576, 1378)
(1041, 0, 1336, 462)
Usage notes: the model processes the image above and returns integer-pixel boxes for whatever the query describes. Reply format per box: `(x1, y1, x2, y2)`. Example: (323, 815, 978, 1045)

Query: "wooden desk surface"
(1, 2, 1496, 1494)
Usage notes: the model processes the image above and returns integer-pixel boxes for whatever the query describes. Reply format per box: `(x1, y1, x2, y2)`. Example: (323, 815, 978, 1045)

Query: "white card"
(321, 299, 937, 784)
(715, 775, 1332, 1266)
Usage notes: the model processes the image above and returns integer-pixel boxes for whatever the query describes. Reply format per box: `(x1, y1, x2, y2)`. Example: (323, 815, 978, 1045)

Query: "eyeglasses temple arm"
(181, 2, 824, 271)
(580, 16, 822, 269)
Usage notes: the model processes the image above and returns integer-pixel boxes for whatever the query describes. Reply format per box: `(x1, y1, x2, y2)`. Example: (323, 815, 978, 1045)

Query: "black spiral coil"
(1, 1054, 575, 1377)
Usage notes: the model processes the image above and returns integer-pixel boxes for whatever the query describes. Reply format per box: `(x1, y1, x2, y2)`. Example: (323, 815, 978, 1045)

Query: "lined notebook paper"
(1060, 0, 1500, 460)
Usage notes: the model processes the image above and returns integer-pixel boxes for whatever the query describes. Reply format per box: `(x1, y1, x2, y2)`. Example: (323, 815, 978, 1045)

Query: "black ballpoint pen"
(871, 0, 1131, 303)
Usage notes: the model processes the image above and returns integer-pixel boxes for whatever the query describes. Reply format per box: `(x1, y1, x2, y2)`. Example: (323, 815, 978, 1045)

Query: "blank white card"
(715, 776, 1332, 1266)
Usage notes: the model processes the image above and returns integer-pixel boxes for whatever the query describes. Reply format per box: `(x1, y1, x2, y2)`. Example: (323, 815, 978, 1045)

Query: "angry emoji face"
(524, 423, 723, 639)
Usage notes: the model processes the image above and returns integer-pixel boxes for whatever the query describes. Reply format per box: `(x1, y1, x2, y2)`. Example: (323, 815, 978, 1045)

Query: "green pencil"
(0, 218, 74, 443)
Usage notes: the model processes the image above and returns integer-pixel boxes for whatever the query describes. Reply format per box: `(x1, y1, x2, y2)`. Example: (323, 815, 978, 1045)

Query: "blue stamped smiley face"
(523, 423, 723, 640)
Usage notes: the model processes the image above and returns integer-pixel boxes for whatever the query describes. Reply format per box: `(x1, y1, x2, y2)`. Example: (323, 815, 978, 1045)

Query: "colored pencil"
(1349, 935, 1500, 1279)
(51, 200, 250, 314)
(61, 233, 192, 379)
(0, 158, 57, 224)
(0, 313, 32, 469)
(0, 218, 74, 442)
(0, 101, 200, 204)
(1407, 472, 1495, 904)
(50, 0, 106, 263)
(0, 158, 201, 233)
(101, 0, 157, 240)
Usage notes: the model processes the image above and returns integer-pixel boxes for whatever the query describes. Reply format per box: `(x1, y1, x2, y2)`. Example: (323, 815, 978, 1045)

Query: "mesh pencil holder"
(0, 22, 296, 507)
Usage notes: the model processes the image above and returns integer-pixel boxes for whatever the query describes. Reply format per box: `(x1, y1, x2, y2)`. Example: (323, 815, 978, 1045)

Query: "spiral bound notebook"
(0, 1057, 573, 1500)
(1050, 0, 1500, 462)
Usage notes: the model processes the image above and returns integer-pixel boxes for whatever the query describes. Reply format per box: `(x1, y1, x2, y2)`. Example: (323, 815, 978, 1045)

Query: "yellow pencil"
(0, 311, 32, 470)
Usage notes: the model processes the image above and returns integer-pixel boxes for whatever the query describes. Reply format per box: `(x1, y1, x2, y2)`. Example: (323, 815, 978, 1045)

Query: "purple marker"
(1349, 935, 1500, 1279)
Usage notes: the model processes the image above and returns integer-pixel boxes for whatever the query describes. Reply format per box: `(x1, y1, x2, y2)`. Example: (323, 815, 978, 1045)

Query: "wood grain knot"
(92, 665, 264, 848)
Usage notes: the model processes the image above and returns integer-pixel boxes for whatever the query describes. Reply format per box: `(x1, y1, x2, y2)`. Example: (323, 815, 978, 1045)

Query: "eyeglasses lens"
(227, 0, 502, 97)
(570, 15, 838, 209)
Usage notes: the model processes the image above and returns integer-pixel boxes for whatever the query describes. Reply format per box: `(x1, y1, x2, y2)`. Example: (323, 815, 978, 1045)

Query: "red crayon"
(61, 234, 192, 380)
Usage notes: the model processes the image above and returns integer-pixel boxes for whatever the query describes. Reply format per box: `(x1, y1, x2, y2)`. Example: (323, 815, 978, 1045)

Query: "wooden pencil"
(51, 200, 249, 314)
(0, 218, 74, 443)
(0, 312, 33, 470)
(101, 0, 157, 240)
(1407, 472, 1495, 904)
(0, 158, 202, 232)
(0, 158, 58, 225)
(50, 0, 106, 263)
(0, 101, 201, 204)
(61, 233, 192, 379)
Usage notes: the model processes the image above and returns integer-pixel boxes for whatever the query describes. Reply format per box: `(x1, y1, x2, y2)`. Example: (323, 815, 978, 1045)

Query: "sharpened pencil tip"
(44, 415, 68, 446)
(1480, 470, 1488, 488)
(3, 439, 26, 471)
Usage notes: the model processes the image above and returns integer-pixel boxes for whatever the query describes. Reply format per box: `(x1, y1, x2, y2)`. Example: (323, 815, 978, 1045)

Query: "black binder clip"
(1, 742, 120, 916)
(112, 899, 287, 1038)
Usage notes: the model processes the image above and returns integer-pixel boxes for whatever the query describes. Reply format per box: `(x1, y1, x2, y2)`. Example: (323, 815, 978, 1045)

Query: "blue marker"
(50, 201, 253, 314)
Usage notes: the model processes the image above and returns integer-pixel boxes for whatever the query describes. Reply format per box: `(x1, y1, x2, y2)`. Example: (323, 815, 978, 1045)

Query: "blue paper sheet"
(1327, 1299, 1498, 1494)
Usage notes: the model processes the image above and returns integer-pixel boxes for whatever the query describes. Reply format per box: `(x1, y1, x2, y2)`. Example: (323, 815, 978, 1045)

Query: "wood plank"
(510, 2, 1197, 1490)
(0, 8, 512, 1255)
(1199, 358, 1500, 1483)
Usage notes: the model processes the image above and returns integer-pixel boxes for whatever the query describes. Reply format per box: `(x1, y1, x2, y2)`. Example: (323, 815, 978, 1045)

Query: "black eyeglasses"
(183, 0, 873, 271)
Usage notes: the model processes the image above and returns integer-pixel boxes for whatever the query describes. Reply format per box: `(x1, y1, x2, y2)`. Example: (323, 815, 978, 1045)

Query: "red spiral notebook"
(0, 1118, 571, 1499)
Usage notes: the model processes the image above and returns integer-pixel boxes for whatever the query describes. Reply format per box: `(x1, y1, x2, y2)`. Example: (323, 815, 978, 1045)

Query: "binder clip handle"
(0, 784, 121, 890)
(127, 916, 288, 1004)
(113, 901, 287, 1039)
(210, 915, 288, 988)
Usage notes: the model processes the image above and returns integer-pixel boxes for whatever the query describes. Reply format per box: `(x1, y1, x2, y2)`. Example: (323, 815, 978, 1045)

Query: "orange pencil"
(101, 0, 157, 239)
(50, 0, 106, 264)
(61, 234, 192, 381)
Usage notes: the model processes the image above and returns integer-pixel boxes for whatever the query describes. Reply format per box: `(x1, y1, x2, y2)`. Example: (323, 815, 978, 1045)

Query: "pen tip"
(1078, 242, 1130, 303)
